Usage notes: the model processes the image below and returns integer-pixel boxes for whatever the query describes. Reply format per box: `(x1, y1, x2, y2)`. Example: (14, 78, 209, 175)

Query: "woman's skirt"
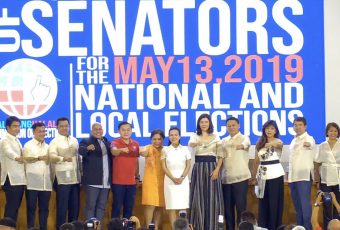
(189, 156, 224, 230)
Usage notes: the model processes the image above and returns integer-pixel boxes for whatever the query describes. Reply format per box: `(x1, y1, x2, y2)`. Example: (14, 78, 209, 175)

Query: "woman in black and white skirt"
(188, 113, 224, 230)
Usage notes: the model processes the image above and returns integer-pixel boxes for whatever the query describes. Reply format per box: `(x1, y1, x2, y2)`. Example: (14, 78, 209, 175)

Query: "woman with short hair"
(140, 129, 166, 229)
(314, 122, 340, 229)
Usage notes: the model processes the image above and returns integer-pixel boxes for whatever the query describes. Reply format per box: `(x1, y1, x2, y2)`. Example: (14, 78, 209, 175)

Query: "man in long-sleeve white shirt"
(0, 116, 26, 223)
(49, 117, 80, 229)
(289, 117, 316, 230)
(23, 122, 52, 230)
(221, 117, 251, 230)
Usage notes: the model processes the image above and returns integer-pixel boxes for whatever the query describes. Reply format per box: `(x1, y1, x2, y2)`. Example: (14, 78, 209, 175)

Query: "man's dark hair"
(118, 121, 132, 130)
(285, 224, 297, 230)
(5, 116, 20, 130)
(60, 223, 75, 230)
(107, 218, 123, 230)
(226, 117, 239, 124)
(71, 220, 84, 230)
(240, 210, 256, 225)
(57, 117, 69, 126)
(293, 117, 307, 126)
(239, 221, 254, 230)
(0, 217, 16, 228)
(276, 224, 287, 230)
(173, 217, 189, 230)
(32, 122, 45, 131)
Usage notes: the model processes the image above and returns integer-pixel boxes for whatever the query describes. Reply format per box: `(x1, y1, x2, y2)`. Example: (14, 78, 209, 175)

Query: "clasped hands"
(170, 176, 185, 185)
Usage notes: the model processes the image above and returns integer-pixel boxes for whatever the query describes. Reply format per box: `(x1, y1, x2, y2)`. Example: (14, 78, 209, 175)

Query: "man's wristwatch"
(181, 175, 185, 179)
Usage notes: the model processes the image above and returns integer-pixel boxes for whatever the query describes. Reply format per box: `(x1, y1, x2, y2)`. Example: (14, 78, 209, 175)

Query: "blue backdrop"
(0, 0, 325, 145)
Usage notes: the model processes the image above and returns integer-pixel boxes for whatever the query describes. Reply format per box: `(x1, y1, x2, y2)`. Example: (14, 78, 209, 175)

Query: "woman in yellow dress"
(140, 129, 165, 229)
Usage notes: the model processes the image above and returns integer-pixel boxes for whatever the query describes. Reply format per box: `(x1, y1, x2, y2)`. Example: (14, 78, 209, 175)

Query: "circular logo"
(0, 58, 58, 119)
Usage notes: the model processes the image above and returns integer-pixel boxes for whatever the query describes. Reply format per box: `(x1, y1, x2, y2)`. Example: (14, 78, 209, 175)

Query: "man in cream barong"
(49, 117, 80, 229)
(289, 117, 316, 230)
(221, 117, 251, 230)
(0, 116, 26, 223)
(23, 122, 52, 230)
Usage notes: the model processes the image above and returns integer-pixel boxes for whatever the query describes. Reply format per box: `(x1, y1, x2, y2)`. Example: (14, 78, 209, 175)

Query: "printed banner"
(0, 0, 325, 145)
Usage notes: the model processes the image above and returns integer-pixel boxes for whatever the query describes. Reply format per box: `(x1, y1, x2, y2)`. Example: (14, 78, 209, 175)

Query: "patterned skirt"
(189, 156, 224, 230)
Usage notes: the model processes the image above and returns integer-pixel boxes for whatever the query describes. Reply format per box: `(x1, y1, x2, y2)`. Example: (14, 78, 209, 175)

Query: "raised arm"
(139, 145, 149, 157)
(274, 139, 283, 150)
(111, 147, 129, 156)
(188, 134, 200, 148)
(238, 136, 251, 151)
(49, 141, 69, 163)
(303, 136, 316, 149)
(23, 145, 38, 163)
(2, 139, 24, 163)
(78, 138, 92, 157)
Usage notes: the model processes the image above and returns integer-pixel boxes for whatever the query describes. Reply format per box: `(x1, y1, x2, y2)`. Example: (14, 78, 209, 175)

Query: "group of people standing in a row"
(0, 114, 339, 230)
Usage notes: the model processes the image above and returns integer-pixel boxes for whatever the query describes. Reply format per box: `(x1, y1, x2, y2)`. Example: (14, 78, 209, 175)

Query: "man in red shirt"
(110, 121, 140, 219)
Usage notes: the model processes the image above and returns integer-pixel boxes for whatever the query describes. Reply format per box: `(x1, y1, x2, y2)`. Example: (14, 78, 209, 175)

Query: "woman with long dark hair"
(188, 113, 224, 230)
(251, 120, 285, 230)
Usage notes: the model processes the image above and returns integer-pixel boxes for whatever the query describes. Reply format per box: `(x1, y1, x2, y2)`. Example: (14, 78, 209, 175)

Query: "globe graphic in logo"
(0, 58, 58, 119)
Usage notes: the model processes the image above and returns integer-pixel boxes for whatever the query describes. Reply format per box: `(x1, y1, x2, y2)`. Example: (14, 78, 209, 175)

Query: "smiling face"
(57, 120, 69, 136)
(169, 129, 180, 146)
(327, 126, 339, 141)
(151, 133, 163, 148)
(34, 125, 46, 142)
(199, 118, 210, 133)
(227, 120, 240, 137)
(294, 121, 306, 136)
(265, 125, 277, 139)
(92, 123, 103, 139)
